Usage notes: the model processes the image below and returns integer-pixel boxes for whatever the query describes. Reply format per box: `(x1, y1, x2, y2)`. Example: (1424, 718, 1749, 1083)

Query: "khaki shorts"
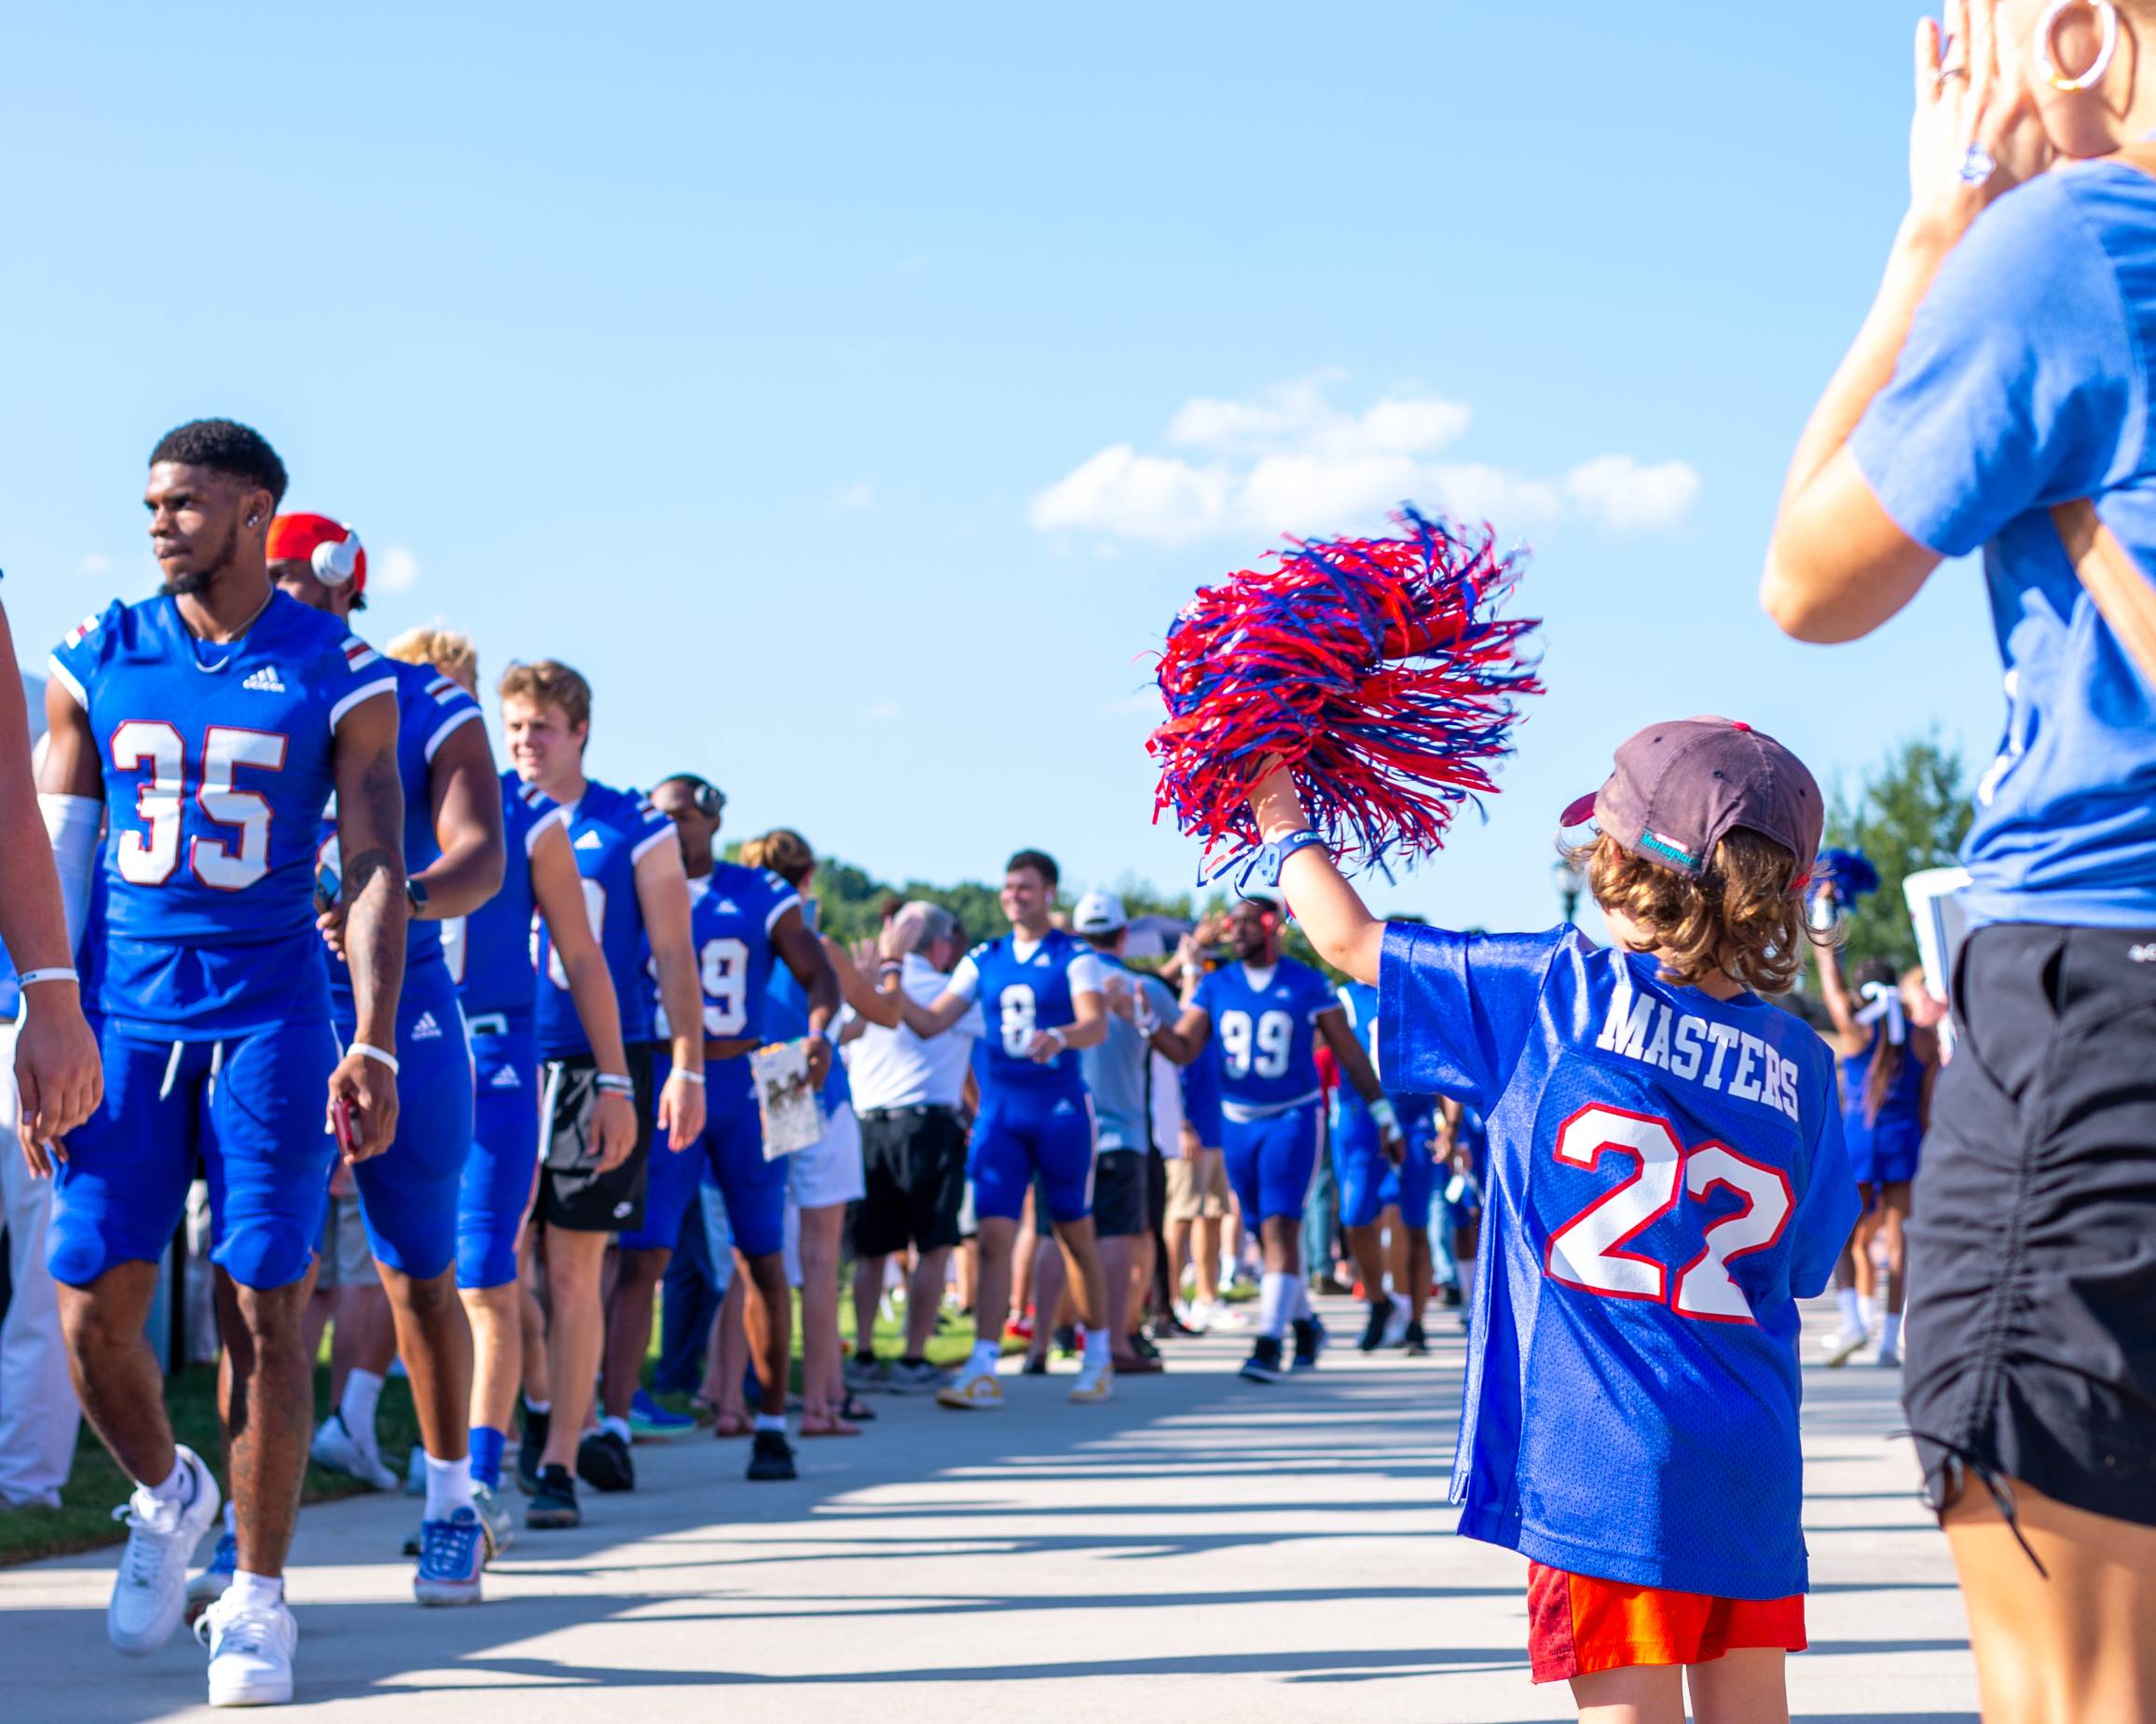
(315, 1193, 376, 1289)
(1165, 1148, 1230, 1222)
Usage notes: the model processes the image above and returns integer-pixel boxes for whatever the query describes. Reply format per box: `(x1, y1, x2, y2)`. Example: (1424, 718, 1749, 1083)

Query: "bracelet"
(17, 967, 79, 988)
(594, 1073, 636, 1096)
(1044, 1027, 1067, 1052)
(1256, 828, 1328, 887)
(674, 1067, 707, 1087)
(817, 1021, 840, 1047)
(349, 1042, 400, 1074)
(1369, 1097, 1401, 1134)
(878, 961, 903, 975)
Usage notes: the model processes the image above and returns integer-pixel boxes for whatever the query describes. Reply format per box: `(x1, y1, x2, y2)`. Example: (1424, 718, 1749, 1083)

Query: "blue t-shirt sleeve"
(1789, 1097, 1859, 1299)
(416, 674, 485, 761)
(319, 629, 400, 730)
(1378, 923, 1567, 1111)
(758, 870, 802, 937)
(48, 606, 115, 709)
(1849, 173, 2143, 557)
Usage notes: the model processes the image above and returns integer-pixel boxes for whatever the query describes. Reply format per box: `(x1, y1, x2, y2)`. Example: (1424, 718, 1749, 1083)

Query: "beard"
(161, 518, 240, 597)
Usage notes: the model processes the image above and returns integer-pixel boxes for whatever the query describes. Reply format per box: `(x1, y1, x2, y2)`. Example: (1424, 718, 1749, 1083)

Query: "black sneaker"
(1021, 1354, 1050, 1375)
(1402, 1320, 1431, 1357)
(515, 1407, 549, 1496)
(576, 1429, 635, 1494)
(1239, 1336, 1286, 1383)
(1357, 1301, 1392, 1352)
(746, 1429, 797, 1482)
(526, 1464, 581, 1529)
(1130, 1330, 1162, 1364)
(1292, 1314, 1327, 1371)
(1439, 1282, 1464, 1308)
(1052, 1324, 1078, 1359)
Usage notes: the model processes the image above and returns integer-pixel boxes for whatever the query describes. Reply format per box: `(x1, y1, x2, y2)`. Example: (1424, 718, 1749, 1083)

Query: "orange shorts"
(1527, 1563, 1806, 1684)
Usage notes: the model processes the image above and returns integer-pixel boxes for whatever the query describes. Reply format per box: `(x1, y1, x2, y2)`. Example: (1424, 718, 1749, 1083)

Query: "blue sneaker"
(627, 1389, 693, 1437)
(413, 1506, 484, 1607)
(1291, 1314, 1328, 1370)
(185, 1530, 237, 1624)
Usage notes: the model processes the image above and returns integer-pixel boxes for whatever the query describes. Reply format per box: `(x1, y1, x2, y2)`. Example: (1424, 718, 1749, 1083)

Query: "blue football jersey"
(1194, 956, 1338, 1116)
(321, 658, 486, 1007)
(1333, 979, 1435, 1129)
(1380, 923, 1858, 1600)
(762, 894, 850, 1111)
(951, 930, 1102, 1093)
(654, 862, 799, 1043)
(1179, 1037, 1225, 1146)
(48, 592, 395, 1035)
(533, 780, 676, 1058)
(451, 771, 565, 1023)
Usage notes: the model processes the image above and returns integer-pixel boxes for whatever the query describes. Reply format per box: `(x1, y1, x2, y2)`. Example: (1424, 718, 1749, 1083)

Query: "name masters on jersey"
(1593, 985, 1803, 1125)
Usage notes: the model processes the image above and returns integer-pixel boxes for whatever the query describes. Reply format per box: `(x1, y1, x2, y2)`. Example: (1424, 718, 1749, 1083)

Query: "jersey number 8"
(999, 984, 1037, 1059)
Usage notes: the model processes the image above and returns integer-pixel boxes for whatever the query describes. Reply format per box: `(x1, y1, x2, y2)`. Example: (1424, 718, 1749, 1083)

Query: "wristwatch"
(405, 877, 432, 918)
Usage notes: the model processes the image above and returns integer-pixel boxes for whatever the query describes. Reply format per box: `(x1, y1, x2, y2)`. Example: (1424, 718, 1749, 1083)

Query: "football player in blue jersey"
(1144, 897, 1397, 1382)
(1245, 721, 1853, 1718)
(37, 421, 410, 1707)
(498, 661, 705, 1523)
(381, 626, 637, 1538)
(1331, 978, 1440, 1354)
(627, 787, 840, 1481)
(886, 849, 1115, 1408)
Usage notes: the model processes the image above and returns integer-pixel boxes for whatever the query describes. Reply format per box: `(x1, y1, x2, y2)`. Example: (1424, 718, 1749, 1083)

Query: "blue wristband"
(1256, 828, 1328, 887)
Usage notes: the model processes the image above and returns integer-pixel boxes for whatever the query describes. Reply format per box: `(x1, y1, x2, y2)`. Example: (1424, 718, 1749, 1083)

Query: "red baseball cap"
(1559, 717, 1823, 896)
(266, 513, 366, 597)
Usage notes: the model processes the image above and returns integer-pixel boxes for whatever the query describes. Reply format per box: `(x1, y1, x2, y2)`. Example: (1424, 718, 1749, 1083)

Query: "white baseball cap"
(1072, 890, 1128, 934)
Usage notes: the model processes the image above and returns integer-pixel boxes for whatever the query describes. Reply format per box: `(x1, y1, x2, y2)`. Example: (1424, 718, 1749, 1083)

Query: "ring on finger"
(1935, 61, 1970, 87)
(1958, 143, 1998, 185)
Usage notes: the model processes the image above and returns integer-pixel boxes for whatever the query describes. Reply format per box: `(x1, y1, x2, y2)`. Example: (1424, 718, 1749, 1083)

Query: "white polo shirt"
(844, 952, 981, 1111)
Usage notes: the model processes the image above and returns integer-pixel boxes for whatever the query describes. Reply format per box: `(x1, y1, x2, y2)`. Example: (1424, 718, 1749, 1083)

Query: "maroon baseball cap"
(1559, 717, 1823, 896)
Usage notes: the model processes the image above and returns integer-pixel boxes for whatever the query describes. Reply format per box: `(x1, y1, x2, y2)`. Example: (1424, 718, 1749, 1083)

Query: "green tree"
(1823, 732, 1973, 972)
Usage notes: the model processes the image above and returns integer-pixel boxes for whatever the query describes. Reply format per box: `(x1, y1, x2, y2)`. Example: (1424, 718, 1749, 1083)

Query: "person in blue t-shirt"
(273, 517, 507, 1608)
(380, 625, 636, 1541)
(889, 849, 1115, 1409)
(1331, 978, 1441, 1356)
(1240, 718, 1851, 1717)
(1147, 897, 1398, 1383)
(37, 421, 409, 1706)
(1765, 13, 2156, 1704)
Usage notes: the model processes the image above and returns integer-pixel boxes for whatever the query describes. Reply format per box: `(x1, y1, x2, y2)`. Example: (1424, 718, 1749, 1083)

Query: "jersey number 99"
(1217, 1008, 1293, 1080)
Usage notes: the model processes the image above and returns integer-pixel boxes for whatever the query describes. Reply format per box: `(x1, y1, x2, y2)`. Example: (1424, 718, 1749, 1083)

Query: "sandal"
(711, 1410, 752, 1439)
(836, 1394, 877, 1424)
(799, 1408, 862, 1438)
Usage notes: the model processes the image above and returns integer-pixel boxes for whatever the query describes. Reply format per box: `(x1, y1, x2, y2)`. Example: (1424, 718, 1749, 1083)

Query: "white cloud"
(77, 554, 110, 576)
(827, 480, 874, 513)
(864, 701, 901, 722)
(1562, 455, 1702, 532)
(374, 545, 420, 594)
(1031, 376, 1696, 543)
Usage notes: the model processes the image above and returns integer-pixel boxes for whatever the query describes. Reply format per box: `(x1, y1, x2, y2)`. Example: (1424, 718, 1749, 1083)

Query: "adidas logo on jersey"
(715, 898, 740, 915)
(411, 1012, 445, 1041)
(242, 666, 286, 693)
(489, 1064, 521, 1088)
(1051, 1099, 1076, 1115)
(1032, 955, 1050, 967)
(574, 829, 603, 850)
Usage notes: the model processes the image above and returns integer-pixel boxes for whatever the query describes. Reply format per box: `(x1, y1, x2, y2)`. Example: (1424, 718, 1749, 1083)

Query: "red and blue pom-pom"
(1147, 505, 1543, 881)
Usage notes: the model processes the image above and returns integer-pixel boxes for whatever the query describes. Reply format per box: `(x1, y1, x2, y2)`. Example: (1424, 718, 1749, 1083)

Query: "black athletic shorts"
(1904, 923, 2156, 1528)
(854, 1104, 968, 1257)
(538, 1042, 658, 1234)
(1093, 1147, 1149, 1239)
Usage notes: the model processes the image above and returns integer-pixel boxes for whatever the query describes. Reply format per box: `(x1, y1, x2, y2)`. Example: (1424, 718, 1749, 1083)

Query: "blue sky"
(4, 3, 2000, 936)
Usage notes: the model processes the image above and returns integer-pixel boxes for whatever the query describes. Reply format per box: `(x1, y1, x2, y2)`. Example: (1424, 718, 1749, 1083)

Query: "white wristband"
(1044, 1027, 1067, 1052)
(674, 1067, 706, 1087)
(17, 967, 79, 988)
(1369, 1097, 1401, 1135)
(349, 1042, 400, 1074)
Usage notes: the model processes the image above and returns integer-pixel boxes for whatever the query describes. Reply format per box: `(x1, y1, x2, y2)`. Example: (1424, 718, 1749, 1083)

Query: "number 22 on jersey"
(1543, 1103, 1793, 1326)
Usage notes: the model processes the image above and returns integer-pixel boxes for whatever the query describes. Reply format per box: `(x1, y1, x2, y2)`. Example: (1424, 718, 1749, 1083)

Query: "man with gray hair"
(845, 902, 978, 1393)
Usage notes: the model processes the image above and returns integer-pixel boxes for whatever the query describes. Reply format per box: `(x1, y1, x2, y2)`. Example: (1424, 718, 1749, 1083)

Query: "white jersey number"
(1217, 1008, 1294, 1080)
(999, 984, 1037, 1058)
(546, 879, 607, 990)
(1544, 1104, 1793, 1325)
(699, 936, 751, 1036)
(111, 722, 285, 890)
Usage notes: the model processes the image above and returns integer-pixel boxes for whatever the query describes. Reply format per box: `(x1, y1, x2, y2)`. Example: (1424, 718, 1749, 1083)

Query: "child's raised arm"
(1249, 764, 1385, 986)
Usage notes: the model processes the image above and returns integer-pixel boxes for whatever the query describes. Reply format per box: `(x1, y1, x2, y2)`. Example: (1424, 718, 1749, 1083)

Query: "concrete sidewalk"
(0, 1296, 1977, 1722)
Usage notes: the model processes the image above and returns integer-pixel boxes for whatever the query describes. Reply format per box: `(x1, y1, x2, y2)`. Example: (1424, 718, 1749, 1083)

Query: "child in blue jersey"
(1807, 933, 1937, 1373)
(1331, 978, 1441, 1355)
(380, 627, 637, 1536)
(1244, 718, 1855, 1720)
(35, 422, 409, 1706)
(275, 520, 514, 1609)
(1152, 897, 1399, 1382)
(890, 849, 1118, 1409)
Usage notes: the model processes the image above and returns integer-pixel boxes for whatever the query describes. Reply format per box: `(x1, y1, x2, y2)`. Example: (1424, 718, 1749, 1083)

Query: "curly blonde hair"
(1574, 829, 1817, 995)
(384, 624, 478, 691)
(739, 827, 816, 887)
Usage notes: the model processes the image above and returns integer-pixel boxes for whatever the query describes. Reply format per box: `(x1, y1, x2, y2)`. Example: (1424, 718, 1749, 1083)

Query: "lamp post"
(1551, 855, 1586, 926)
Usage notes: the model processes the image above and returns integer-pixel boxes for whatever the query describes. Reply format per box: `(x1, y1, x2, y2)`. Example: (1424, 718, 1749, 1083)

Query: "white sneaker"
(1068, 1359, 1114, 1404)
(1195, 1300, 1247, 1331)
(1821, 1327, 1868, 1368)
(197, 1590, 297, 1707)
(309, 1414, 399, 1492)
(1380, 1292, 1410, 1348)
(109, 1445, 221, 1655)
(936, 1364, 1004, 1410)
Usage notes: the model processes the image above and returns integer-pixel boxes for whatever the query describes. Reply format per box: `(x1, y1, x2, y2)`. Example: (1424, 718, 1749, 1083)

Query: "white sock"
(1081, 1326, 1110, 1368)
(1292, 1279, 1313, 1323)
(223, 1500, 237, 1537)
(968, 1339, 1002, 1376)
(143, 1453, 194, 1506)
(1856, 1293, 1876, 1333)
(600, 1415, 632, 1447)
(340, 1367, 385, 1439)
(1880, 1312, 1903, 1353)
(228, 1570, 283, 1610)
(523, 1395, 551, 1416)
(753, 1413, 787, 1435)
(1258, 1271, 1295, 1339)
(423, 1452, 475, 1522)
(1836, 1288, 1863, 1333)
